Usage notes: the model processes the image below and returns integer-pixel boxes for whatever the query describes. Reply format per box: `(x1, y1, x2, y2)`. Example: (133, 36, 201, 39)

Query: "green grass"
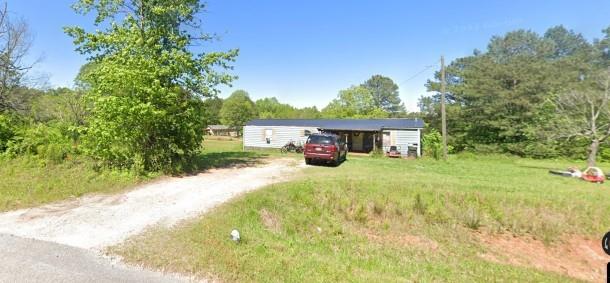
(0, 156, 157, 211)
(0, 137, 267, 211)
(112, 153, 610, 282)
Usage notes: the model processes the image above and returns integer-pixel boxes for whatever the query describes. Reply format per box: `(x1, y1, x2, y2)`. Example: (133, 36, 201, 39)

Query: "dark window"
(306, 135, 334, 145)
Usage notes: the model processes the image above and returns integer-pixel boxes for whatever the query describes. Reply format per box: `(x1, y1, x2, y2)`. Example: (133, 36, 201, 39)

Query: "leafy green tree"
(202, 97, 223, 126)
(551, 70, 610, 166)
(29, 88, 87, 127)
(361, 75, 405, 115)
(220, 90, 257, 135)
(424, 28, 600, 155)
(544, 25, 590, 59)
(0, 113, 15, 151)
(0, 4, 37, 113)
(65, 0, 237, 171)
(74, 62, 98, 90)
(255, 97, 296, 118)
(295, 106, 321, 119)
(322, 86, 388, 118)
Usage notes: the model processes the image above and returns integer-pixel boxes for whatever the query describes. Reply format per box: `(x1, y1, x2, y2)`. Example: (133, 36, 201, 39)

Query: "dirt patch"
(476, 232, 608, 282)
(259, 208, 281, 233)
(362, 229, 439, 251)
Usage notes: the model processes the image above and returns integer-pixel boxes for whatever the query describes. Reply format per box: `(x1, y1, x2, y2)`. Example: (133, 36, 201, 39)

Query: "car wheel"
(305, 158, 311, 165)
(332, 153, 340, 166)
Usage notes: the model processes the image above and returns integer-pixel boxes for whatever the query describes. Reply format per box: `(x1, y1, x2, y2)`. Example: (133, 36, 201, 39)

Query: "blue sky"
(7, 0, 610, 111)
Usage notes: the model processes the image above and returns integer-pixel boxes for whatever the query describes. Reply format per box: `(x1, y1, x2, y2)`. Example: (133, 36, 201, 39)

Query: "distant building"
(205, 125, 237, 136)
(243, 119, 424, 157)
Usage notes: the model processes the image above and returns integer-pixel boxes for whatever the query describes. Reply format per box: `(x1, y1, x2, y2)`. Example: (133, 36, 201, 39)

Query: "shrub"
(6, 123, 73, 163)
(505, 141, 559, 159)
(0, 114, 15, 152)
(422, 129, 447, 160)
(413, 193, 427, 215)
(368, 148, 384, 158)
(464, 206, 482, 230)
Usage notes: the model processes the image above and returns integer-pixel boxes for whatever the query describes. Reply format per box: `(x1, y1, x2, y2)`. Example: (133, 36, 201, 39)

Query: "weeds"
(413, 193, 427, 215)
(112, 152, 610, 282)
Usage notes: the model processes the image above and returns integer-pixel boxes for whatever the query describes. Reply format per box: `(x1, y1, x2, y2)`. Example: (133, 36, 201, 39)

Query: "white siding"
(244, 126, 319, 148)
(383, 129, 421, 157)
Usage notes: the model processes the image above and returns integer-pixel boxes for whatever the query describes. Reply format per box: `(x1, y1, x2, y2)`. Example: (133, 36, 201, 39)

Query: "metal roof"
(245, 119, 424, 131)
(207, 125, 231, 130)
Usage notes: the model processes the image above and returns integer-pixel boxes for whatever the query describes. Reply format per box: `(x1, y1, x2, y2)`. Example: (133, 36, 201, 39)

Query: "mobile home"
(243, 119, 424, 157)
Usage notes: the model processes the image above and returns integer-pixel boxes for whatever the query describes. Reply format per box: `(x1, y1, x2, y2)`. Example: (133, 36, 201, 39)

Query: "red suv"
(304, 133, 347, 166)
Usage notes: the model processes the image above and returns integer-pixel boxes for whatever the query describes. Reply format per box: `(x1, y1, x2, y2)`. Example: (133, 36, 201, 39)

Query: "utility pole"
(440, 56, 448, 160)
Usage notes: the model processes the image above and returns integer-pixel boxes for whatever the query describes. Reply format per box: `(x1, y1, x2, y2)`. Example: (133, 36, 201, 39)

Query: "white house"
(243, 119, 424, 157)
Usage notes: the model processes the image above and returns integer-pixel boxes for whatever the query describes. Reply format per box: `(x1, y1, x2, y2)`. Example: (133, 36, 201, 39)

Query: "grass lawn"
(0, 137, 265, 212)
(111, 151, 610, 282)
(0, 156, 157, 212)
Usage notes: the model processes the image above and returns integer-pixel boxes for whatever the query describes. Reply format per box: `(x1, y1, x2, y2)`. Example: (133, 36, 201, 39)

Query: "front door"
(352, 133, 363, 151)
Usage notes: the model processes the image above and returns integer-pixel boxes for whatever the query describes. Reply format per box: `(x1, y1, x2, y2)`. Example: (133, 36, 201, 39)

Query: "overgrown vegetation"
(0, 155, 156, 212)
(64, 0, 237, 172)
(113, 154, 607, 282)
(421, 26, 610, 164)
(422, 129, 444, 160)
(0, 137, 258, 212)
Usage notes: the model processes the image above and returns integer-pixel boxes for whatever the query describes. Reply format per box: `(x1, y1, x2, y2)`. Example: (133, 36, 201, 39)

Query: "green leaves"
(422, 26, 609, 157)
(220, 90, 257, 133)
(361, 75, 405, 114)
(322, 85, 388, 118)
(321, 75, 404, 118)
(66, 0, 237, 171)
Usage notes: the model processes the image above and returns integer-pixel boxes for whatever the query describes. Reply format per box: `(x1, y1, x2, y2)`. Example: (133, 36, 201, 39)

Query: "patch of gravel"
(0, 158, 303, 250)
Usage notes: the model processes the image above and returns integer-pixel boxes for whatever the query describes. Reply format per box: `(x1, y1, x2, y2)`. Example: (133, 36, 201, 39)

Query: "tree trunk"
(587, 138, 600, 167)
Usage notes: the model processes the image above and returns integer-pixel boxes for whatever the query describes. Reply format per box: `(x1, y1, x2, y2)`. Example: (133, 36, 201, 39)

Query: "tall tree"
(295, 106, 321, 119)
(544, 25, 590, 59)
(361, 75, 405, 114)
(202, 97, 223, 126)
(322, 85, 388, 118)
(552, 69, 610, 166)
(220, 90, 257, 135)
(65, 0, 237, 171)
(425, 29, 594, 155)
(255, 97, 296, 119)
(0, 3, 37, 113)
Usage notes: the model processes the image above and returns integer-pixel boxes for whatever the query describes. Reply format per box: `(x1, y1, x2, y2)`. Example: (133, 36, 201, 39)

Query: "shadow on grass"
(518, 164, 564, 171)
(181, 151, 268, 175)
(306, 158, 347, 168)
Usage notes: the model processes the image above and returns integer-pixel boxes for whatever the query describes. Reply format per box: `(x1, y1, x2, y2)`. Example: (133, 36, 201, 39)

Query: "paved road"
(0, 234, 187, 283)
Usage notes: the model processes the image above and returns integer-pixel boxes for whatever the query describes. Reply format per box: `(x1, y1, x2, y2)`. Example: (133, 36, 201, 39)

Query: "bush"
(368, 148, 384, 158)
(504, 141, 560, 159)
(0, 114, 15, 152)
(422, 129, 447, 159)
(600, 147, 610, 162)
(6, 123, 73, 163)
(82, 93, 206, 172)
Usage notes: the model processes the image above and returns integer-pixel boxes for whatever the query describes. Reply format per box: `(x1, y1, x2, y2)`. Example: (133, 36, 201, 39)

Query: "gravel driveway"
(0, 158, 302, 250)
(0, 158, 302, 282)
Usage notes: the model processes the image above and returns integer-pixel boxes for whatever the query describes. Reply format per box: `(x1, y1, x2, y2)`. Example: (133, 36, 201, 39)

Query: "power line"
(400, 59, 440, 85)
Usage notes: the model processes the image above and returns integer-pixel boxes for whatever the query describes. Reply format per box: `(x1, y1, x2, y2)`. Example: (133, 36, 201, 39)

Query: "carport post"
(373, 133, 376, 149)
(417, 129, 421, 157)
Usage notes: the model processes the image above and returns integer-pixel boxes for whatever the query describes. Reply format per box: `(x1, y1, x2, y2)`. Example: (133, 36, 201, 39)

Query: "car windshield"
(307, 135, 334, 145)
